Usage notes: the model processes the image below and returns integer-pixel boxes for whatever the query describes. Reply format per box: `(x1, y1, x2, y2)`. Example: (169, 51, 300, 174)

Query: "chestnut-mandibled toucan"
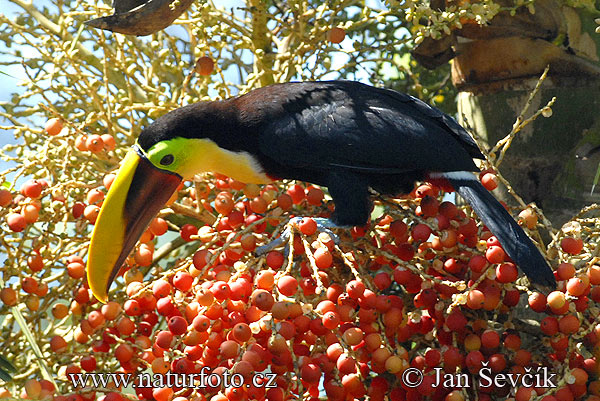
(87, 80, 556, 302)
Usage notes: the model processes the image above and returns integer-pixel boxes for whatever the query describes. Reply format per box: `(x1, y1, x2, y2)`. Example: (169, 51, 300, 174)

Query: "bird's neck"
(173, 137, 269, 184)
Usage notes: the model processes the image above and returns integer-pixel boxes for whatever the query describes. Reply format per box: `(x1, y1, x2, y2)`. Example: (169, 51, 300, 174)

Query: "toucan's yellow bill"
(87, 147, 182, 302)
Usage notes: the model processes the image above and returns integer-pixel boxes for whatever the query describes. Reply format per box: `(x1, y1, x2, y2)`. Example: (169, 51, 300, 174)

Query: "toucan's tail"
(440, 172, 556, 289)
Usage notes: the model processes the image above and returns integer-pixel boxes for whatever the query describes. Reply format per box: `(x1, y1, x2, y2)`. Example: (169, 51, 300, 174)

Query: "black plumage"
(139, 80, 556, 288)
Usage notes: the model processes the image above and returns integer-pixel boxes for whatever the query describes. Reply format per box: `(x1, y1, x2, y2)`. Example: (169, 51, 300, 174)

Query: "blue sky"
(0, 2, 30, 150)
(0, 0, 385, 170)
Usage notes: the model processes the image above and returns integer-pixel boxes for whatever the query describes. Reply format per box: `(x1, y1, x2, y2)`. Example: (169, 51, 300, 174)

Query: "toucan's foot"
(309, 217, 344, 244)
(255, 226, 292, 255)
(255, 217, 345, 255)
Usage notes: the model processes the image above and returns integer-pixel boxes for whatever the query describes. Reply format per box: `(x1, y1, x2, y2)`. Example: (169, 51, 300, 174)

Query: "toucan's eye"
(160, 154, 174, 166)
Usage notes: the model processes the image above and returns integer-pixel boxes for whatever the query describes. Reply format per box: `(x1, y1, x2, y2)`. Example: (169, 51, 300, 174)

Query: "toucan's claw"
(255, 217, 343, 256)
(311, 218, 343, 245)
(255, 227, 291, 256)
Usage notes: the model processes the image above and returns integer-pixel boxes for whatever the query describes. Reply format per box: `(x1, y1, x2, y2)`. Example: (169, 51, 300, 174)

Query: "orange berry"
(52, 303, 69, 319)
(547, 291, 566, 309)
(75, 135, 88, 151)
(561, 237, 583, 255)
(195, 56, 214, 76)
(24, 379, 41, 399)
(83, 205, 100, 223)
(86, 134, 104, 153)
(328, 27, 346, 44)
(101, 134, 116, 151)
(0, 288, 17, 306)
(480, 173, 498, 190)
(0, 189, 12, 207)
(45, 118, 63, 136)
(518, 208, 538, 229)
(566, 276, 588, 297)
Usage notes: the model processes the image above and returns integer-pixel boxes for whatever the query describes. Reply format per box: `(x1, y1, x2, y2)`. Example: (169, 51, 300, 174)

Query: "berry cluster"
(1, 121, 599, 401)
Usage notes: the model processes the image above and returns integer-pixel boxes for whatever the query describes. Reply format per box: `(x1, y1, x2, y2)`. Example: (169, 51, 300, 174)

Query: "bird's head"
(85, 104, 209, 303)
(86, 102, 270, 302)
(135, 103, 221, 179)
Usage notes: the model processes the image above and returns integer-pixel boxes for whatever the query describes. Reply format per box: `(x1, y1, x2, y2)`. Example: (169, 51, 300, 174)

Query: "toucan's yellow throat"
(87, 146, 182, 302)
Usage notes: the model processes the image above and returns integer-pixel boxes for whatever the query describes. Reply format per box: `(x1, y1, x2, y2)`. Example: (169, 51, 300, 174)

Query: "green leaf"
(591, 161, 600, 195)
(11, 307, 57, 387)
(0, 368, 12, 382)
(0, 355, 16, 373)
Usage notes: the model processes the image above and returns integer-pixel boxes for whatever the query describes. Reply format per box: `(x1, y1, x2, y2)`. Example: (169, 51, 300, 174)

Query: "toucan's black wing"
(251, 81, 481, 175)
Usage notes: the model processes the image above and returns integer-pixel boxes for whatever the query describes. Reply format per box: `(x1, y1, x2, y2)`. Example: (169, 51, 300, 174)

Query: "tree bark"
(450, 3, 600, 225)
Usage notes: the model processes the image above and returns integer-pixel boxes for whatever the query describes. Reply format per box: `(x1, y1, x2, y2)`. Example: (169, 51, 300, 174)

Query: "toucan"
(87, 80, 556, 302)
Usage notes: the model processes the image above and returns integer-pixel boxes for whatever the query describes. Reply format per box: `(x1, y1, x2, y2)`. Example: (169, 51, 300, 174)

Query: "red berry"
(327, 27, 346, 44)
(465, 350, 484, 373)
(346, 280, 365, 299)
(195, 56, 214, 76)
(566, 277, 588, 297)
(446, 311, 467, 332)
(412, 223, 432, 242)
(419, 196, 439, 217)
(481, 173, 498, 190)
(50, 335, 68, 352)
(299, 217, 317, 235)
(277, 275, 298, 296)
(180, 224, 198, 241)
(210, 281, 231, 300)
(466, 290, 485, 310)
(276, 193, 293, 210)
(114, 343, 134, 363)
(80, 355, 97, 371)
(124, 300, 141, 316)
(7, 213, 26, 232)
(541, 316, 559, 335)
(232, 323, 252, 342)
(251, 289, 274, 311)
(486, 246, 505, 264)
(192, 314, 210, 332)
(481, 330, 500, 349)
(86, 135, 104, 153)
(528, 292, 547, 312)
(373, 272, 391, 290)
(27, 253, 43, 272)
(561, 237, 583, 255)
(322, 311, 341, 329)
(287, 184, 305, 204)
(266, 251, 284, 269)
(152, 280, 171, 298)
(101, 134, 116, 151)
(495, 262, 518, 283)
(155, 330, 174, 349)
(547, 291, 566, 310)
(389, 220, 408, 239)
(306, 187, 324, 205)
(72, 202, 85, 218)
(21, 180, 43, 199)
(314, 247, 333, 269)
(301, 363, 322, 384)
(0, 189, 12, 207)
(558, 314, 580, 334)
(173, 271, 193, 292)
(168, 316, 188, 335)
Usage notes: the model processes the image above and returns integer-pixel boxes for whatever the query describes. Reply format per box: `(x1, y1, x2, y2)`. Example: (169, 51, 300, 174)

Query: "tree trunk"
(450, 3, 600, 225)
